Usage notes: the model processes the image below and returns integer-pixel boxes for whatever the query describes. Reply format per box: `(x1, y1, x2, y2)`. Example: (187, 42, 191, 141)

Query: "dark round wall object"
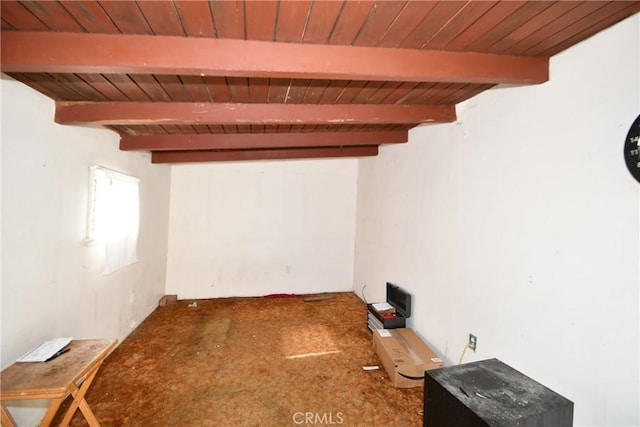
(624, 114, 640, 183)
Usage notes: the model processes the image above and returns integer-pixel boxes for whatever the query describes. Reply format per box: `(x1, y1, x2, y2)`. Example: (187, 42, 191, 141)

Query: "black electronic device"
(424, 358, 573, 427)
(367, 282, 412, 331)
(386, 282, 411, 318)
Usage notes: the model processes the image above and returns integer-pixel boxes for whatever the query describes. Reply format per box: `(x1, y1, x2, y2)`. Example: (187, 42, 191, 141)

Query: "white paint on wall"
(0, 76, 171, 424)
(354, 14, 640, 427)
(166, 160, 358, 299)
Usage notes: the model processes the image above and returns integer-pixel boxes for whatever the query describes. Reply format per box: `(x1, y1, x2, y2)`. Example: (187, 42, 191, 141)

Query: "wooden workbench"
(1, 338, 117, 427)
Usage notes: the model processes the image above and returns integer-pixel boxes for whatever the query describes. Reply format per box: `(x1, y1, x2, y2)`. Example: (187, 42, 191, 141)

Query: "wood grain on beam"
(56, 102, 456, 125)
(1, 31, 549, 84)
(151, 146, 379, 163)
(121, 130, 408, 151)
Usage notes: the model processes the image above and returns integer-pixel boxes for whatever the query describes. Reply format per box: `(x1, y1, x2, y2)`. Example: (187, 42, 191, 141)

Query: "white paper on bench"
(16, 337, 73, 362)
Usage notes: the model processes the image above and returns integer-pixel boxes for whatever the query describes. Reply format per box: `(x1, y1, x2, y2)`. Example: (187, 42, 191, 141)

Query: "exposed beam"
(56, 102, 456, 125)
(121, 130, 408, 151)
(2, 31, 549, 84)
(151, 146, 379, 163)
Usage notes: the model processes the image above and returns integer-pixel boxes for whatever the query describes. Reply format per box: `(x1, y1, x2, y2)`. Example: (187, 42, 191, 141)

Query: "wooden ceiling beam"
(151, 146, 379, 163)
(121, 130, 408, 151)
(56, 102, 456, 125)
(2, 31, 549, 85)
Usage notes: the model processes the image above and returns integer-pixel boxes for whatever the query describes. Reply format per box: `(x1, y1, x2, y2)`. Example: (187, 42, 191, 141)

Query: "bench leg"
(58, 362, 103, 427)
(1, 403, 17, 427)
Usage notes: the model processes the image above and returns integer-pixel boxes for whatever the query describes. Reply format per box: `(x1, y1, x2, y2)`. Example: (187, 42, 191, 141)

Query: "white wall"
(166, 160, 358, 299)
(1, 76, 172, 424)
(354, 14, 639, 427)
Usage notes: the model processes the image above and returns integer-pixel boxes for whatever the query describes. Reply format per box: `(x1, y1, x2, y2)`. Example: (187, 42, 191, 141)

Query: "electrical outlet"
(468, 334, 477, 352)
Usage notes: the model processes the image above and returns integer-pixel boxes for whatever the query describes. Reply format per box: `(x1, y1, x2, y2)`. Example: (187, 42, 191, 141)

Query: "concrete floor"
(60, 292, 423, 426)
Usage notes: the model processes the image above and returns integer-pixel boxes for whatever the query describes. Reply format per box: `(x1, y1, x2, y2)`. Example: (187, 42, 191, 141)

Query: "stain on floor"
(59, 292, 423, 426)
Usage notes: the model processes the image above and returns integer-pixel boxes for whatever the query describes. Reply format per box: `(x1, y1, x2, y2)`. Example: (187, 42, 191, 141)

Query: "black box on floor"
(424, 358, 573, 427)
(367, 282, 411, 331)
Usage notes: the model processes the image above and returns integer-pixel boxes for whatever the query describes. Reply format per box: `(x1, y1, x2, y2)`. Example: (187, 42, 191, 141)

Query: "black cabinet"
(424, 358, 573, 427)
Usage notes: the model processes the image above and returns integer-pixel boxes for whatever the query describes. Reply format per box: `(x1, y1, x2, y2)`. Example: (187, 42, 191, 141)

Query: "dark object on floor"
(303, 295, 336, 302)
(424, 358, 573, 427)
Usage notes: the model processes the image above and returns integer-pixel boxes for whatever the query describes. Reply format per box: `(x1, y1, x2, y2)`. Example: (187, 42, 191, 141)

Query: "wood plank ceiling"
(2, 1, 639, 163)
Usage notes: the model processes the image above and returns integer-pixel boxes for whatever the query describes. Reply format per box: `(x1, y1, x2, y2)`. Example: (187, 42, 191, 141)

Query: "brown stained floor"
(61, 292, 423, 426)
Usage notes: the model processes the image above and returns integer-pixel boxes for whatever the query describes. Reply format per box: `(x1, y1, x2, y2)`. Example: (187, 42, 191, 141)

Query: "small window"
(86, 166, 139, 274)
